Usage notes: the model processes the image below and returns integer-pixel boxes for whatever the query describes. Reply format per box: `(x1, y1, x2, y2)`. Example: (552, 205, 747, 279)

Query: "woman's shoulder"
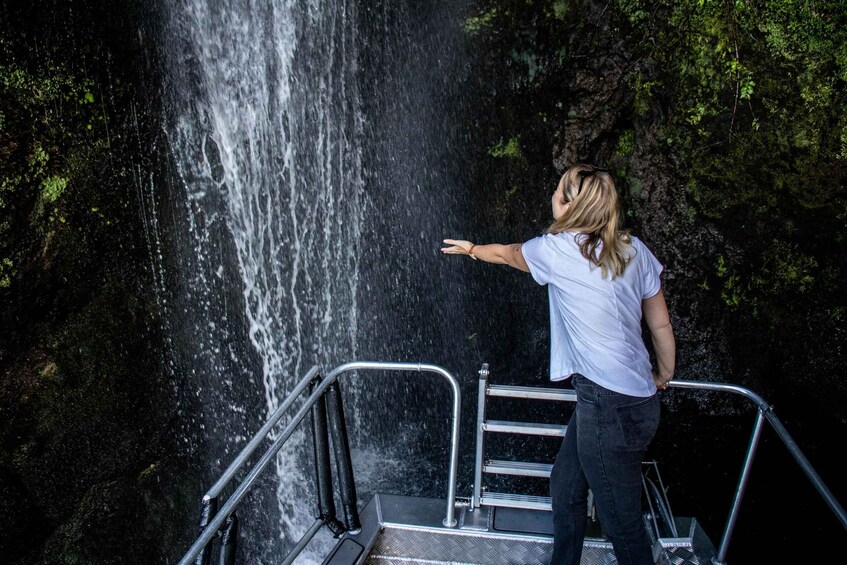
(626, 235, 663, 272)
(539, 231, 583, 249)
(525, 231, 581, 259)
(622, 234, 658, 267)
(627, 234, 653, 253)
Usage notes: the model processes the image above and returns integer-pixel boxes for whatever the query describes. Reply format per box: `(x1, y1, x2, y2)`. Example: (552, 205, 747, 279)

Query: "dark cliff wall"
(463, 0, 845, 560)
(0, 2, 195, 563)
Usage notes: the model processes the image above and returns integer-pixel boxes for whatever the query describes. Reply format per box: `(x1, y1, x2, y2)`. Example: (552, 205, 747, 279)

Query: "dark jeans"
(549, 374, 660, 565)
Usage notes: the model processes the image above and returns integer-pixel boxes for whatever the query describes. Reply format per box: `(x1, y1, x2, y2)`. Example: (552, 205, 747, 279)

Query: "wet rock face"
(547, 21, 733, 393)
(625, 132, 733, 387)
(552, 65, 633, 172)
(1, 1, 197, 563)
(465, 3, 739, 399)
(469, 5, 846, 557)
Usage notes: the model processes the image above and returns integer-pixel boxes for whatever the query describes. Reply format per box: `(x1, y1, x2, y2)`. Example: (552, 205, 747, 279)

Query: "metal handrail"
(206, 365, 320, 501)
(181, 367, 842, 565)
(665, 380, 847, 564)
(179, 361, 461, 565)
(323, 362, 462, 528)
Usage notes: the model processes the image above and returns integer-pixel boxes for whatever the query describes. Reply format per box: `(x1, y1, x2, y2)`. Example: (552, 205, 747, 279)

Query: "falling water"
(145, 0, 476, 561)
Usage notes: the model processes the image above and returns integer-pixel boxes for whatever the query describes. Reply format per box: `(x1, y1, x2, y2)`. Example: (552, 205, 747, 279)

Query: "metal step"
(483, 460, 553, 478)
(487, 384, 575, 402)
(480, 492, 552, 511)
(483, 420, 567, 437)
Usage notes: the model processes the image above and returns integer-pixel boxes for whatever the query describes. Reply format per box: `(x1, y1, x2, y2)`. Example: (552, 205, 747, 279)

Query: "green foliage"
(615, 0, 847, 327)
(616, 130, 635, 156)
(465, 8, 498, 35)
(552, 1, 568, 21)
(40, 176, 68, 204)
(0, 257, 12, 288)
(629, 72, 658, 117)
(0, 42, 102, 213)
(488, 135, 524, 159)
(0, 33, 109, 292)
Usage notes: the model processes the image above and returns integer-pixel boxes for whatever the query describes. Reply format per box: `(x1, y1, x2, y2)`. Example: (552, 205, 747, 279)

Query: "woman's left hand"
(441, 239, 474, 255)
(653, 371, 672, 391)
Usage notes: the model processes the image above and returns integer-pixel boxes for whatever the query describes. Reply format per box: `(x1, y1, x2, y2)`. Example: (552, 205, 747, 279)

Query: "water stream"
(144, 1, 476, 561)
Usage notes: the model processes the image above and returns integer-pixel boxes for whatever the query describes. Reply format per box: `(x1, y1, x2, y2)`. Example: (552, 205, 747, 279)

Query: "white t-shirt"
(522, 232, 663, 397)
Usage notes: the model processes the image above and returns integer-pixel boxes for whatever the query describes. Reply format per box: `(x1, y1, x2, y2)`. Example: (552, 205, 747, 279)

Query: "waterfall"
(145, 0, 476, 561)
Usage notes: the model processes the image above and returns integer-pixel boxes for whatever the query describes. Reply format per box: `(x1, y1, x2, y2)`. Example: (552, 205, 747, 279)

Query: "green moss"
(0, 257, 12, 288)
(629, 72, 658, 117)
(1, 52, 103, 222)
(721, 274, 745, 309)
(488, 135, 524, 159)
(758, 240, 818, 295)
(716, 254, 728, 277)
(626, 175, 644, 198)
(464, 8, 498, 35)
(616, 130, 635, 156)
(40, 176, 68, 204)
(552, 1, 568, 21)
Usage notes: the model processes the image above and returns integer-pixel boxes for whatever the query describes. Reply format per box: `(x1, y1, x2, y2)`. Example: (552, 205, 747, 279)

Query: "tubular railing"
(178, 361, 462, 565)
(180, 364, 843, 565)
(665, 380, 847, 565)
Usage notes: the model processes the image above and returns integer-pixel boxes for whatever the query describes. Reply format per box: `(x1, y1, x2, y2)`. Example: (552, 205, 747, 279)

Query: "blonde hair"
(549, 164, 632, 279)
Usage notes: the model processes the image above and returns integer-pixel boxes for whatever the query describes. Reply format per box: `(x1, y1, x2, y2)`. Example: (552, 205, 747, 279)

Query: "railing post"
(195, 496, 218, 565)
(218, 514, 238, 565)
(472, 363, 489, 509)
(310, 377, 345, 535)
(325, 382, 361, 533)
(713, 407, 767, 564)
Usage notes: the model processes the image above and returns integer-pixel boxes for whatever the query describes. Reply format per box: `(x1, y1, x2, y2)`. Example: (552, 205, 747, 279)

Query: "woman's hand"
(441, 240, 530, 272)
(653, 371, 673, 391)
(441, 239, 474, 255)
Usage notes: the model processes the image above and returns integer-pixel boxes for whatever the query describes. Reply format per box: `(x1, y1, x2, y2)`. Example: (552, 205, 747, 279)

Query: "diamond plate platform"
(323, 494, 716, 565)
(366, 526, 552, 565)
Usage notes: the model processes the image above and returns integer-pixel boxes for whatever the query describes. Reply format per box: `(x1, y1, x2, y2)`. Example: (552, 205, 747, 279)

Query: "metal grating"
(364, 526, 678, 565)
(366, 526, 552, 565)
(339, 495, 713, 565)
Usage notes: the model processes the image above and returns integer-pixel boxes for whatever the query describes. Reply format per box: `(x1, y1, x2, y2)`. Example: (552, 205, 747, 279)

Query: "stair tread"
(480, 492, 553, 511)
(483, 460, 552, 477)
(484, 420, 567, 437)
(487, 385, 575, 401)
(485, 460, 553, 470)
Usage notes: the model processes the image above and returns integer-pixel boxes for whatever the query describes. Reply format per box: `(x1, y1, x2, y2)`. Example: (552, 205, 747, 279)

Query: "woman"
(441, 164, 675, 565)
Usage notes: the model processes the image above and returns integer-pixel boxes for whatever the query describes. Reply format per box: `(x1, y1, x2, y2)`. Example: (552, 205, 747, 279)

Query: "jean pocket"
(572, 374, 598, 404)
(614, 395, 660, 451)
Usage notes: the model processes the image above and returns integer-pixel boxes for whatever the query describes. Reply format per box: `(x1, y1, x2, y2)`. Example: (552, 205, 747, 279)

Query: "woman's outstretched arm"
(441, 239, 530, 273)
(643, 288, 675, 390)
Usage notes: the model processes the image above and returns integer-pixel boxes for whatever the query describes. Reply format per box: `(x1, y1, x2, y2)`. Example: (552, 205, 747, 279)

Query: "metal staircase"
(472, 363, 576, 513)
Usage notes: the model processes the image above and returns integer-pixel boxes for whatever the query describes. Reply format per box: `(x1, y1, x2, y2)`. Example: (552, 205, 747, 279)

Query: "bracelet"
(468, 244, 478, 260)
